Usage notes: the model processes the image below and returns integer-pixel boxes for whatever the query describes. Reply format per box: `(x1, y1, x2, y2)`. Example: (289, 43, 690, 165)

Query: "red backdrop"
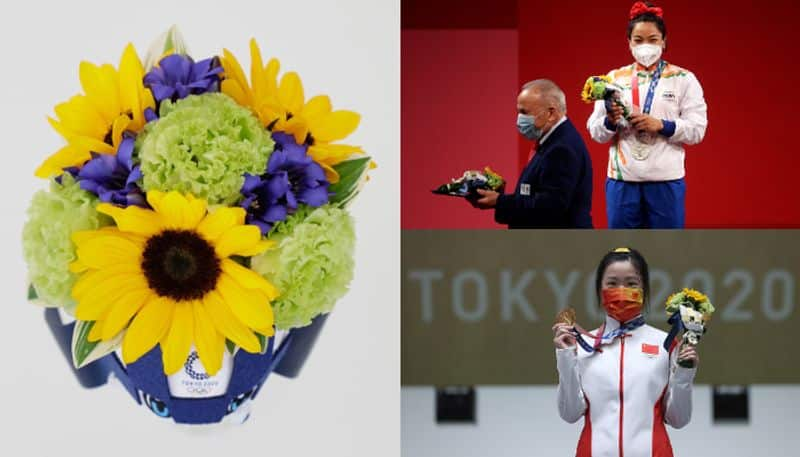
(402, 0, 800, 229)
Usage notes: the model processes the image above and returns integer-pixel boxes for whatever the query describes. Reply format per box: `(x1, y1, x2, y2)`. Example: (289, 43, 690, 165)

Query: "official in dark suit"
(474, 79, 593, 228)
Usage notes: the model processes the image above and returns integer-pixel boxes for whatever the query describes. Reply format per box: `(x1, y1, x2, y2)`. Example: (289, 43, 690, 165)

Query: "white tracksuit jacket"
(556, 315, 697, 457)
(586, 62, 708, 182)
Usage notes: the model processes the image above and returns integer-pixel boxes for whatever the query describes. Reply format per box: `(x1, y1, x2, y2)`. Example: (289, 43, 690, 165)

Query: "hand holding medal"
(552, 308, 578, 349)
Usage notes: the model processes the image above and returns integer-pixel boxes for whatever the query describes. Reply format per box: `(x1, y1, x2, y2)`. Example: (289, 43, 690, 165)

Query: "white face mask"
(631, 43, 663, 67)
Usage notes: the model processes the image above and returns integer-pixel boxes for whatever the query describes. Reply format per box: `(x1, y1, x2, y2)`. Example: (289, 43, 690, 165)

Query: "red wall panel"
(401, 30, 518, 229)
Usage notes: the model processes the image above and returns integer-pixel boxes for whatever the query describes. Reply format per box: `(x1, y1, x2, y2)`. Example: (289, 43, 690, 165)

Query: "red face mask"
(601, 287, 644, 323)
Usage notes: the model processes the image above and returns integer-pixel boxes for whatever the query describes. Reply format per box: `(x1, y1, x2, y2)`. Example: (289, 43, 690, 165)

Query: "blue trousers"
(605, 178, 685, 229)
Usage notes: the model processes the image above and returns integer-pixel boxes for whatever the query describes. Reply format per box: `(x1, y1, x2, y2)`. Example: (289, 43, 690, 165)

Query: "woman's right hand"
(552, 323, 577, 349)
(606, 103, 624, 126)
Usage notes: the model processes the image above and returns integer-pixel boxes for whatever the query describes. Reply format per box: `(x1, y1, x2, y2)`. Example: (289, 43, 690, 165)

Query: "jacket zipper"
(619, 335, 626, 457)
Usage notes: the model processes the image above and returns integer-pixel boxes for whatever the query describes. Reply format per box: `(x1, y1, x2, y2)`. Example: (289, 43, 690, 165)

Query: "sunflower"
(69, 190, 278, 375)
(220, 39, 364, 183)
(683, 288, 709, 304)
(36, 44, 156, 178)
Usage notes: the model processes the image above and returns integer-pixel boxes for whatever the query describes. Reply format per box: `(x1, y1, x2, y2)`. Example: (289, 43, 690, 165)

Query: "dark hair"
(627, 2, 667, 40)
(594, 247, 650, 306)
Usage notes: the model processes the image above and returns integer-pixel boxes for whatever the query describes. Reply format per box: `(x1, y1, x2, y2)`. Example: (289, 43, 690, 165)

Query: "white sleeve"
(587, 99, 617, 144)
(663, 346, 698, 428)
(556, 347, 587, 423)
(669, 72, 708, 146)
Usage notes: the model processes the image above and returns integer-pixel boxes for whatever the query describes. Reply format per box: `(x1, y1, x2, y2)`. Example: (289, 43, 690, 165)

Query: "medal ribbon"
(662, 310, 684, 351)
(631, 59, 666, 115)
(572, 315, 646, 353)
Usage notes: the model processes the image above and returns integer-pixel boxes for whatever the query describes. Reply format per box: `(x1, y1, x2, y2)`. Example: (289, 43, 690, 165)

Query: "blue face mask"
(517, 111, 546, 141)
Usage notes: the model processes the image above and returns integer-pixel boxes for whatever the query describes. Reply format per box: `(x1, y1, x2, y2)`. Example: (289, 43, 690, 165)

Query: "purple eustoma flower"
(73, 135, 146, 207)
(240, 132, 330, 234)
(143, 54, 222, 105)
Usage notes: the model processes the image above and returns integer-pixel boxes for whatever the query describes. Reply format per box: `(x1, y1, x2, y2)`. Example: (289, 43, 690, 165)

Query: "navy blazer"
(495, 118, 593, 228)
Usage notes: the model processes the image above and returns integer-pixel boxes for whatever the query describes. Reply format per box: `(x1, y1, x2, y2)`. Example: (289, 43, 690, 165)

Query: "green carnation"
(22, 174, 112, 312)
(251, 205, 356, 330)
(137, 92, 273, 205)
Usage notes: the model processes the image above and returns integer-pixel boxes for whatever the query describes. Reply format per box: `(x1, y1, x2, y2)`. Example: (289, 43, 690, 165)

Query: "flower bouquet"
(22, 27, 373, 424)
(581, 75, 632, 127)
(663, 288, 715, 368)
(432, 167, 504, 199)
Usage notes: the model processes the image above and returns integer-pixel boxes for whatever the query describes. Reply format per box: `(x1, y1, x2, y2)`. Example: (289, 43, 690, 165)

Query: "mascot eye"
(143, 393, 171, 418)
(227, 388, 255, 414)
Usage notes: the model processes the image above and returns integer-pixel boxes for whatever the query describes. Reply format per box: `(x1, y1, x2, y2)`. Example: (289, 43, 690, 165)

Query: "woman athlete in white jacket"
(586, 2, 708, 229)
(553, 247, 698, 457)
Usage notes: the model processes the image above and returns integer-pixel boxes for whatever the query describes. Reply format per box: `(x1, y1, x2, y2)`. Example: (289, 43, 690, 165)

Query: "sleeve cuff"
(494, 194, 510, 224)
(659, 119, 676, 137)
(671, 363, 697, 385)
(603, 117, 618, 132)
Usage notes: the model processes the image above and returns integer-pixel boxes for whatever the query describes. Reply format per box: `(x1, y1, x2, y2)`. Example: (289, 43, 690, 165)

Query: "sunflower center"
(141, 230, 221, 301)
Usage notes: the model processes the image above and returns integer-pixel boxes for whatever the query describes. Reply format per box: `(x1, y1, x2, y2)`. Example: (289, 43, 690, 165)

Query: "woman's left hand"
(629, 113, 664, 134)
(677, 344, 699, 367)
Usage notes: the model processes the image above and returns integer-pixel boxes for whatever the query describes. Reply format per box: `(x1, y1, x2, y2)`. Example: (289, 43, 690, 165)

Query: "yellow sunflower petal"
(100, 289, 151, 340)
(312, 110, 360, 142)
(249, 39, 266, 102)
(278, 72, 304, 116)
(161, 302, 195, 375)
(122, 296, 175, 365)
(72, 262, 143, 301)
(72, 228, 145, 247)
(74, 234, 142, 269)
(221, 259, 279, 300)
(221, 79, 249, 108)
(202, 291, 261, 353)
(74, 273, 147, 321)
(147, 191, 207, 229)
(221, 48, 252, 105)
(308, 143, 364, 163)
(110, 115, 131, 149)
(264, 58, 280, 94)
(69, 259, 89, 274)
(88, 313, 108, 342)
(193, 301, 225, 375)
(214, 225, 265, 258)
(119, 43, 147, 131)
(47, 116, 78, 142)
(216, 273, 274, 330)
(68, 134, 115, 155)
(35, 145, 91, 178)
(256, 103, 282, 127)
(79, 61, 121, 123)
(283, 117, 310, 145)
(196, 207, 246, 242)
(97, 203, 165, 236)
(319, 162, 340, 184)
(234, 239, 276, 257)
(54, 95, 107, 139)
(302, 95, 332, 121)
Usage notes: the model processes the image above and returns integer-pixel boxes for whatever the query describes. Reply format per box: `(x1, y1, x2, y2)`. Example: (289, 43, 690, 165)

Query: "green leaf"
(225, 339, 236, 355)
(328, 156, 371, 207)
(27, 284, 38, 301)
(71, 320, 123, 369)
(256, 332, 267, 354)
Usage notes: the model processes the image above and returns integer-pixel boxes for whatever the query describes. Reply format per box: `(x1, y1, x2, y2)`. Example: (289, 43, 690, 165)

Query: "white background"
(0, 1, 399, 456)
(403, 385, 800, 456)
